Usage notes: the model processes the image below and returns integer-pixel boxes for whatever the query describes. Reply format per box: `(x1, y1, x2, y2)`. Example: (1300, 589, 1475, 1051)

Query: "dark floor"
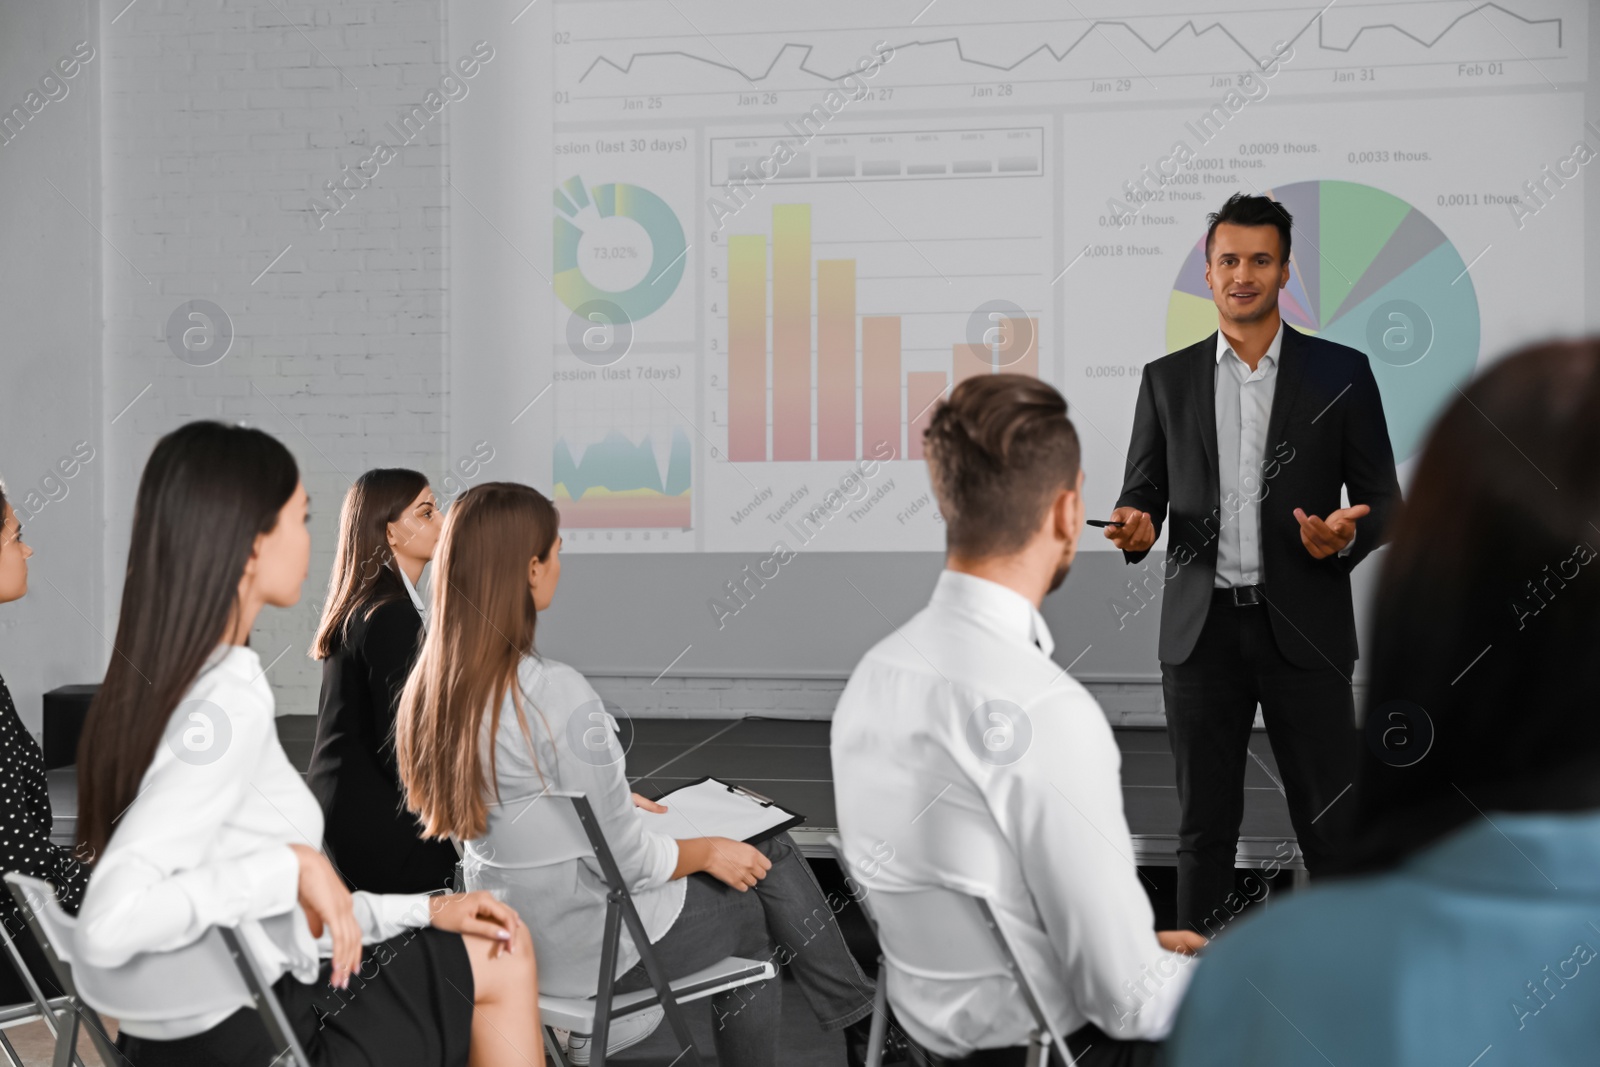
(609, 717, 1297, 846)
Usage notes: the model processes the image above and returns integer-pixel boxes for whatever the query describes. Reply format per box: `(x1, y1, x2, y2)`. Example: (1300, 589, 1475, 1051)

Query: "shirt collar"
(1215, 317, 1286, 368)
(202, 642, 261, 681)
(929, 570, 1055, 657)
(1402, 808, 1600, 895)
(399, 566, 427, 620)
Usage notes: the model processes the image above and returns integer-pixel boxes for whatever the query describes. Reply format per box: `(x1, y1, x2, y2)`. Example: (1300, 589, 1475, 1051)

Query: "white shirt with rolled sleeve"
(1214, 320, 1351, 587)
(831, 571, 1191, 1055)
(75, 645, 436, 1040)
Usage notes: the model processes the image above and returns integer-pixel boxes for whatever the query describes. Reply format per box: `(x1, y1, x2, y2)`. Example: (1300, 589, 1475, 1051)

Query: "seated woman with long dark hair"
(308, 468, 458, 893)
(395, 482, 879, 1067)
(1166, 339, 1600, 1065)
(73, 421, 540, 1066)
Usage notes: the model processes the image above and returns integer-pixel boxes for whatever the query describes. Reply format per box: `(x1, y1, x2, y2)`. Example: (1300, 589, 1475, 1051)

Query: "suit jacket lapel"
(1190, 331, 1219, 480)
(1265, 323, 1306, 453)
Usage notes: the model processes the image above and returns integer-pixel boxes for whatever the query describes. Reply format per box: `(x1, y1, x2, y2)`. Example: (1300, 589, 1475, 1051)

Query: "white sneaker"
(566, 1006, 665, 1065)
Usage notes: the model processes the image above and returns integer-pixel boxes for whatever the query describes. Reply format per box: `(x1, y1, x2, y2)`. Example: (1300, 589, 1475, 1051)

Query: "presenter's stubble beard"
(1220, 278, 1280, 327)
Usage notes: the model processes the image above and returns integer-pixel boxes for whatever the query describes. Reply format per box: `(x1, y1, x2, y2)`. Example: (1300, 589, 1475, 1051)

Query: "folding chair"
(826, 838, 1071, 1067)
(468, 790, 776, 1067)
(0, 902, 83, 1067)
(2, 876, 120, 1067)
(4, 872, 313, 1067)
(826, 836, 893, 1066)
(0, 953, 74, 1067)
(0, 998, 76, 1067)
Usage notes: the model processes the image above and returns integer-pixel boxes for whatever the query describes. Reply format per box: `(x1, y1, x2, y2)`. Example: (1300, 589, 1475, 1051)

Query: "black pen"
(1086, 519, 1125, 528)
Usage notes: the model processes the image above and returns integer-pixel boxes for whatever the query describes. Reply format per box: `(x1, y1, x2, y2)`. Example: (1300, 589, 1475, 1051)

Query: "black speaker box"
(43, 684, 97, 770)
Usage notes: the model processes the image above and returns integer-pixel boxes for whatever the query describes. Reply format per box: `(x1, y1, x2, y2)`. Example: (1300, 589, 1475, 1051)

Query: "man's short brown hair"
(924, 373, 1081, 558)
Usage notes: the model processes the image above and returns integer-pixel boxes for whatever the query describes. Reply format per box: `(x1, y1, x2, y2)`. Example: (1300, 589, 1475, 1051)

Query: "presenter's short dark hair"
(923, 374, 1080, 558)
(1206, 192, 1292, 264)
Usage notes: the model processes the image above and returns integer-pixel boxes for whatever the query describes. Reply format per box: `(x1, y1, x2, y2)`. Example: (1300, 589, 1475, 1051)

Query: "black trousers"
(1162, 592, 1357, 933)
(114, 928, 473, 1067)
(923, 1023, 1159, 1067)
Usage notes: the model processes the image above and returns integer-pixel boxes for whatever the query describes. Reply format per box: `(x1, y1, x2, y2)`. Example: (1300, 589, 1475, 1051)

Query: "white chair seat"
(4, 873, 311, 1067)
(539, 956, 775, 1033)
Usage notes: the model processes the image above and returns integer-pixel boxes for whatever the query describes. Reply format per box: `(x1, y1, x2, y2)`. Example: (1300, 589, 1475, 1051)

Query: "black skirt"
(114, 927, 474, 1067)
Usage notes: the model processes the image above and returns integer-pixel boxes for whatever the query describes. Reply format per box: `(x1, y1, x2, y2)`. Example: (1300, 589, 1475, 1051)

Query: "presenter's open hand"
(1104, 507, 1156, 552)
(694, 837, 772, 892)
(290, 843, 362, 989)
(1294, 504, 1369, 559)
(429, 891, 525, 959)
(631, 792, 668, 813)
(1158, 930, 1207, 955)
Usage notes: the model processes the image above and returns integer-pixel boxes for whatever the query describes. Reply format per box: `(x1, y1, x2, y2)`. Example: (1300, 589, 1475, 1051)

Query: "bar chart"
(723, 202, 1041, 464)
(698, 115, 1050, 551)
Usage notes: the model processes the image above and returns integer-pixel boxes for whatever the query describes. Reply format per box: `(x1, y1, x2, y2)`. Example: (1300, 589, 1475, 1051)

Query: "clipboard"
(637, 776, 805, 845)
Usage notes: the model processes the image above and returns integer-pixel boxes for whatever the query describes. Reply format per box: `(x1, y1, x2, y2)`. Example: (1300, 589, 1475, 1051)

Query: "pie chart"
(1166, 180, 1481, 462)
(553, 175, 688, 321)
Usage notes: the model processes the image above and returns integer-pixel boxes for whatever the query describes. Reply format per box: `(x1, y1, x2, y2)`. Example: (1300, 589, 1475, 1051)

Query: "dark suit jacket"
(306, 597, 458, 894)
(1114, 324, 1401, 670)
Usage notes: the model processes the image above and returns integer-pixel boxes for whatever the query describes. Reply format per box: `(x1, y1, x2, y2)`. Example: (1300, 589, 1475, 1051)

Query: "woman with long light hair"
(398, 482, 878, 1066)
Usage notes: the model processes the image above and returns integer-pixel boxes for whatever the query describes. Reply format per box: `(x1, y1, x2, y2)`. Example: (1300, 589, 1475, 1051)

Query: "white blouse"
(75, 644, 434, 1040)
(399, 565, 428, 628)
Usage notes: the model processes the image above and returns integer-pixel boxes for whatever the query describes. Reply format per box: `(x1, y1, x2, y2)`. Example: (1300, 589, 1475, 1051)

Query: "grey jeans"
(615, 832, 876, 1066)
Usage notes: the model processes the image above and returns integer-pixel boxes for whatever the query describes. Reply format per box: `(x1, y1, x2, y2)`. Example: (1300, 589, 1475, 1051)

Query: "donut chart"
(553, 175, 688, 320)
(1166, 180, 1481, 462)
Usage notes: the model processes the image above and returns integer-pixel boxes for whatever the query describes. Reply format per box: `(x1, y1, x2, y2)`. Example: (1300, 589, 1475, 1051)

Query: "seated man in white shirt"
(832, 373, 1205, 1067)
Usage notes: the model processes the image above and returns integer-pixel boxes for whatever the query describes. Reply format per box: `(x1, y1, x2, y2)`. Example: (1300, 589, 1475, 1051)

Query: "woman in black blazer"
(307, 469, 458, 893)
(0, 485, 89, 1005)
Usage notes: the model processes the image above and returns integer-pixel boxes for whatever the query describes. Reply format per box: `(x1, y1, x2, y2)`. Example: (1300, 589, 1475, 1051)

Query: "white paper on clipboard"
(637, 777, 802, 844)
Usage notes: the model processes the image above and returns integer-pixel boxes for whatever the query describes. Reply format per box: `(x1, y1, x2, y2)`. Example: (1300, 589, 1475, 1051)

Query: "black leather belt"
(1214, 584, 1265, 606)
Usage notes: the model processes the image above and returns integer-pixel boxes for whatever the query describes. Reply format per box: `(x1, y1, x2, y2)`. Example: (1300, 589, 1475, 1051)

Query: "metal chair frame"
(513, 791, 774, 1067)
(4, 873, 313, 1067)
(827, 836, 1073, 1067)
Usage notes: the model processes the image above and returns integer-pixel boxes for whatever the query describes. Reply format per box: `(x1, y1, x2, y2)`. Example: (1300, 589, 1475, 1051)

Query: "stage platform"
(622, 718, 1302, 871)
(48, 716, 1299, 871)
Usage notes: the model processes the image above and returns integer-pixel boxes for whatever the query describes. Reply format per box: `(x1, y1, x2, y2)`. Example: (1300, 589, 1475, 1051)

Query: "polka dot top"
(0, 674, 88, 919)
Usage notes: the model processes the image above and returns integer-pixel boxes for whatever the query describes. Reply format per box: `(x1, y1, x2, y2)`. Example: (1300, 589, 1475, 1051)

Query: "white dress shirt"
(1214, 321, 1351, 587)
(1213, 322, 1281, 587)
(399, 565, 427, 628)
(75, 645, 434, 1040)
(463, 655, 685, 997)
(831, 571, 1191, 1054)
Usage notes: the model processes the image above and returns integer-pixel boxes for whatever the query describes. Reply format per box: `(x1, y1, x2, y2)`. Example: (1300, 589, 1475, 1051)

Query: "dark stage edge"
(50, 716, 1300, 869)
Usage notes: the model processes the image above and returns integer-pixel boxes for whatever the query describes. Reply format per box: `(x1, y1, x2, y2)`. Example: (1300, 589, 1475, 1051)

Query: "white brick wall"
(102, 0, 450, 717)
(91, 1, 1232, 731)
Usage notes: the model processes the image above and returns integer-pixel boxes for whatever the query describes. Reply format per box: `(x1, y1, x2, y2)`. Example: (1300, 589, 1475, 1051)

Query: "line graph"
(556, 0, 1581, 117)
(573, 3, 1568, 85)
